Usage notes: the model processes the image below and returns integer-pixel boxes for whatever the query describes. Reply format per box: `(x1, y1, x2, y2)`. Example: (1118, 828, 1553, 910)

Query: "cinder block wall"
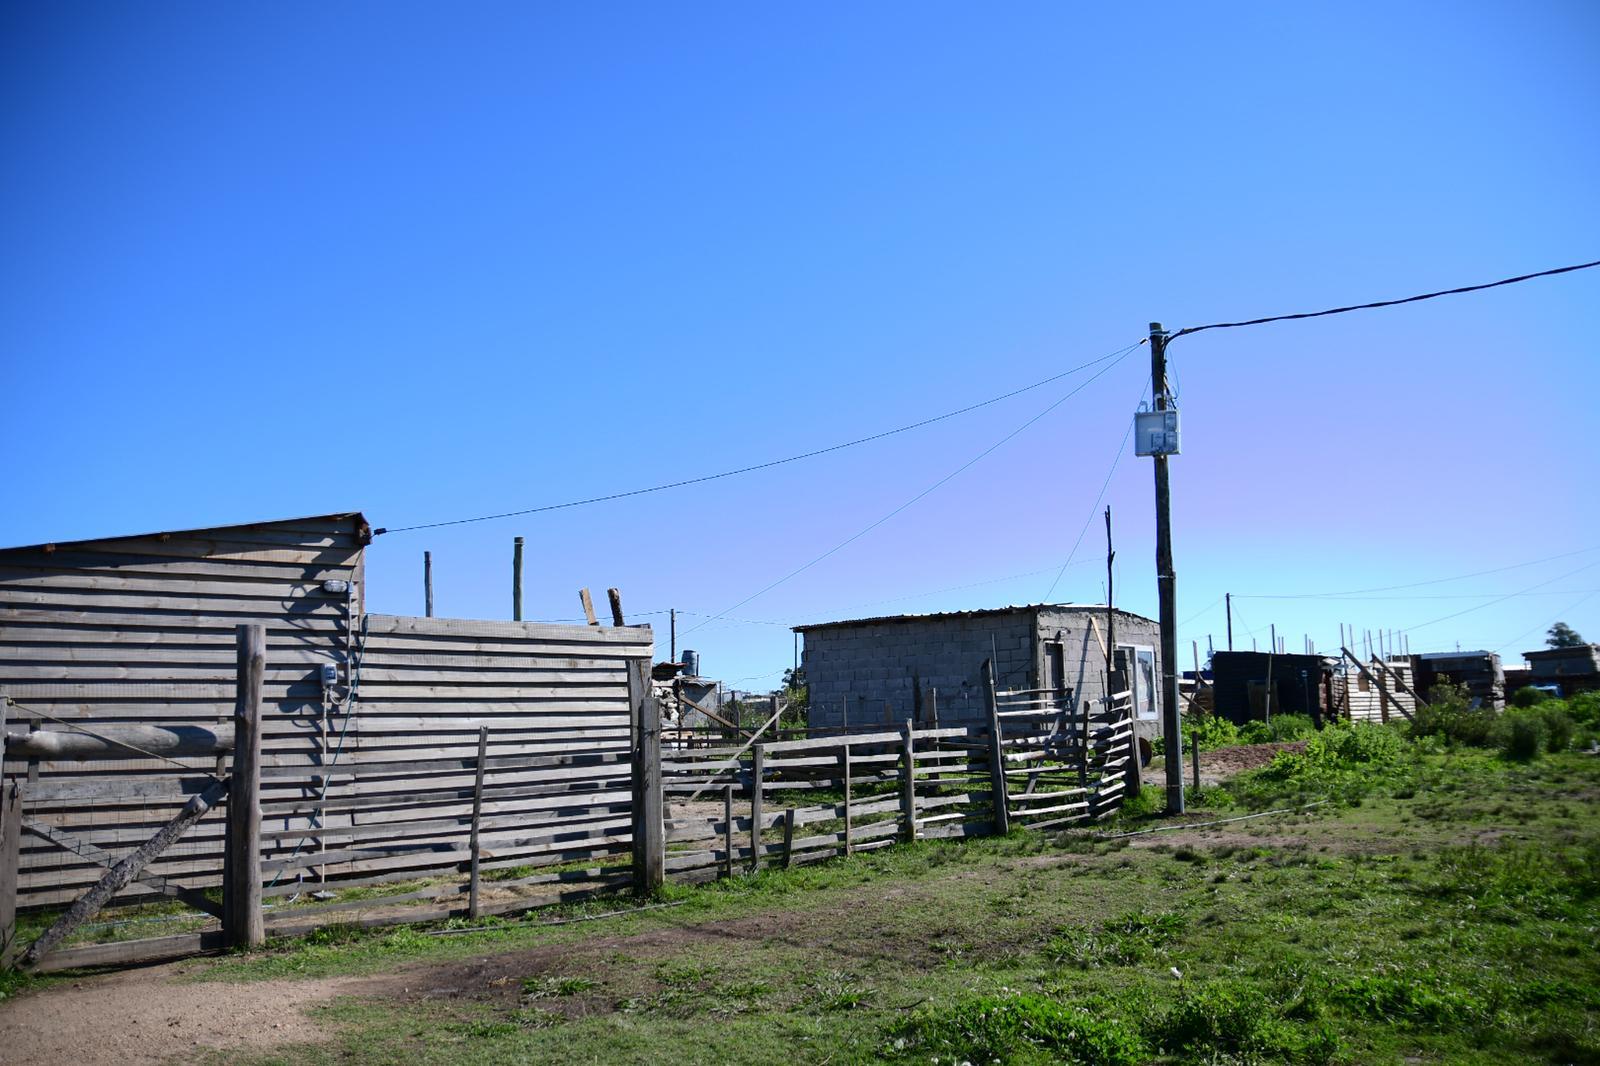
(802, 611, 1037, 730)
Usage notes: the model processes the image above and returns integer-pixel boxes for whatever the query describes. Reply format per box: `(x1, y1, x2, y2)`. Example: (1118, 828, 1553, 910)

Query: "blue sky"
(3, 3, 1597, 687)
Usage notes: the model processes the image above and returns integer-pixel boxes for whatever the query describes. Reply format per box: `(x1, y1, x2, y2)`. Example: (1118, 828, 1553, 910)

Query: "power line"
(373, 343, 1139, 536)
(1496, 589, 1600, 655)
(1395, 558, 1600, 638)
(1041, 384, 1141, 601)
(1171, 258, 1600, 341)
(683, 343, 1141, 636)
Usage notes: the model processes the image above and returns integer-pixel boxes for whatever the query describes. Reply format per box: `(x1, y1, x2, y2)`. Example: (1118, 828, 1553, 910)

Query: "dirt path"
(0, 963, 362, 1066)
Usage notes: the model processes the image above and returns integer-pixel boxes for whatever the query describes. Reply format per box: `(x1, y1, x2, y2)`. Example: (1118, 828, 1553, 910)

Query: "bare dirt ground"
(0, 741, 1314, 1066)
(0, 962, 364, 1066)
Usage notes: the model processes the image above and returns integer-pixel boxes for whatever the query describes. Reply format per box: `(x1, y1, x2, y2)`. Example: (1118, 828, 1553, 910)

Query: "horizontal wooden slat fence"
(658, 658, 1138, 881)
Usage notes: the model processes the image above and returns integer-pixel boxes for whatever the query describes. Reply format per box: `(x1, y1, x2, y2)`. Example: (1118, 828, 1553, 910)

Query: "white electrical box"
(1134, 408, 1180, 456)
(319, 662, 339, 688)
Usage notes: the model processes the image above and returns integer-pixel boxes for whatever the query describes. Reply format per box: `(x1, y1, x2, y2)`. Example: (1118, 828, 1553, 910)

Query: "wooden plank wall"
(0, 516, 653, 912)
(0, 517, 366, 907)
(258, 614, 650, 900)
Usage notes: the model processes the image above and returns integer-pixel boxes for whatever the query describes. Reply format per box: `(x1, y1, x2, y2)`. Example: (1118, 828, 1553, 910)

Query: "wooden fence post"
(468, 726, 488, 917)
(782, 808, 796, 869)
(0, 742, 19, 969)
(750, 744, 764, 872)
(723, 784, 735, 879)
(841, 743, 853, 857)
(1079, 700, 1090, 790)
(983, 660, 1010, 835)
(628, 659, 664, 894)
(224, 624, 264, 949)
(900, 719, 917, 842)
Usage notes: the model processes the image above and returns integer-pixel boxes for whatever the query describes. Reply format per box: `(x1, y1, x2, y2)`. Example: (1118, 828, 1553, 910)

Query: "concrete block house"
(795, 604, 1166, 749)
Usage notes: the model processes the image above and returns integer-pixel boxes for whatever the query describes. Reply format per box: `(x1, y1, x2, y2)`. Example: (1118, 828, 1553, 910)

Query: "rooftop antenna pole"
(423, 551, 434, 618)
(1226, 593, 1234, 652)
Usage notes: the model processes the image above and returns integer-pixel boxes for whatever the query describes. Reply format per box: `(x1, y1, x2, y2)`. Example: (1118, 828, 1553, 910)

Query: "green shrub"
(1497, 708, 1547, 761)
(1511, 685, 1553, 708)
(1237, 720, 1272, 745)
(892, 993, 1144, 1065)
(1566, 691, 1600, 726)
(1151, 981, 1297, 1060)
(1187, 712, 1241, 751)
(1541, 707, 1575, 753)
(1411, 680, 1497, 747)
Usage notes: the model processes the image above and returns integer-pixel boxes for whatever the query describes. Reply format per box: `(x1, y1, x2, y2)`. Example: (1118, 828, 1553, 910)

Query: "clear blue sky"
(4, 3, 1597, 687)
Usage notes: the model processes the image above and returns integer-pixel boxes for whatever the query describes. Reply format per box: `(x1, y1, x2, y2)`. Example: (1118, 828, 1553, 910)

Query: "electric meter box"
(1134, 408, 1180, 456)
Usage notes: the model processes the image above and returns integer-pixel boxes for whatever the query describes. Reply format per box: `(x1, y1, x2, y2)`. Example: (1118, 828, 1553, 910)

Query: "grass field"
(113, 728, 1597, 1066)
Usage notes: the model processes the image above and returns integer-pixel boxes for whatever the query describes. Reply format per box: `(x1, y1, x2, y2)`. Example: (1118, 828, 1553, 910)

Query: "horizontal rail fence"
(659, 659, 1138, 880)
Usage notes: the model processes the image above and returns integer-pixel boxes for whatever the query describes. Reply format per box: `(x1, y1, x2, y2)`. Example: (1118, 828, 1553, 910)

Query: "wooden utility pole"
(1149, 322, 1184, 814)
(512, 537, 524, 621)
(423, 551, 434, 618)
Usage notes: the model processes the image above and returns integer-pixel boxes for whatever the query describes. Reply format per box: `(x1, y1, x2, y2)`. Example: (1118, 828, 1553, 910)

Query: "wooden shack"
(0, 513, 651, 912)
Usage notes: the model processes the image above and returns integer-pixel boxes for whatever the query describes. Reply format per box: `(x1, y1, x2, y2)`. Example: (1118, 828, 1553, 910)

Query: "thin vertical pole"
(424, 551, 434, 618)
(749, 744, 764, 872)
(722, 784, 735, 878)
(607, 588, 626, 627)
(1105, 506, 1116, 687)
(225, 624, 264, 949)
(469, 726, 488, 917)
(1225, 593, 1234, 651)
(983, 660, 1010, 834)
(670, 609, 677, 661)
(0, 695, 19, 969)
(841, 743, 853, 856)
(512, 537, 524, 621)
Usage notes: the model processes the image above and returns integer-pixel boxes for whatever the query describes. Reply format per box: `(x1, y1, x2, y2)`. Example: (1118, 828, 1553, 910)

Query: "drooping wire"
(373, 344, 1140, 535)
(1040, 380, 1144, 602)
(1170, 258, 1599, 342)
(1232, 545, 1600, 600)
(683, 343, 1142, 636)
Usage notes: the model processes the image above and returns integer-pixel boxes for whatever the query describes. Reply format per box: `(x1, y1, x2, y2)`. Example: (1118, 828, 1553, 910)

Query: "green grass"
(33, 738, 1600, 1064)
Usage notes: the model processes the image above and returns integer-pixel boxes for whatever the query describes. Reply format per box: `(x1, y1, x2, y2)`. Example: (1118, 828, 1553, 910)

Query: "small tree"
(1547, 622, 1587, 648)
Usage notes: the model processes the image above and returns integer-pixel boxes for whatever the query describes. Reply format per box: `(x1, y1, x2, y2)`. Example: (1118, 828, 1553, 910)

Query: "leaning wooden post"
(468, 726, 488, 917)
(982, 660, 1010, 835)
(628, 659, 664, 894)
(749, 744, 765, 872)
(607, 587, 626, 627)
(224, 624, 264, 949)
(900, 719, 918, 842)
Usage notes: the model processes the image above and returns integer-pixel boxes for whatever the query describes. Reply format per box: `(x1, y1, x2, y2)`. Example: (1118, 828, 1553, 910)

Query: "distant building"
(1209, 651, 1331, 725)
(794, 604, 1167, 749)
(1412, 650, 1504, 709)
(1522, 645, 1600, 696)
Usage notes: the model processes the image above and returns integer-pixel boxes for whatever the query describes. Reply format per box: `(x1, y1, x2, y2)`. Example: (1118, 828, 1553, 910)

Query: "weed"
(522, 975, 596, 999)
(892, 992, 1145, 1065)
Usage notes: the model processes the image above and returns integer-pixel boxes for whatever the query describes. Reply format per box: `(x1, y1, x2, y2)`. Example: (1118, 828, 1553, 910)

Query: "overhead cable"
(1171, 258, 1599, 342)
(682, 343, 1141, 636)
(373, 343, 1140, 535)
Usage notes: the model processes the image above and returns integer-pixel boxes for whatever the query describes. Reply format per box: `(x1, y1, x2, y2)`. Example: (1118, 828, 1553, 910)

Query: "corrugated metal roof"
(792, 603, 1156, 633)
(0, 511, 372, 553)
(1417, 650, 1494, 661)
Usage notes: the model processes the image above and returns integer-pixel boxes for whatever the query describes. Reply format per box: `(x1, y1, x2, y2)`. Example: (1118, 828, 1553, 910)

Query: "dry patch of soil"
(1198, 741, 1306, 784)
(0, 962, 360, 1066)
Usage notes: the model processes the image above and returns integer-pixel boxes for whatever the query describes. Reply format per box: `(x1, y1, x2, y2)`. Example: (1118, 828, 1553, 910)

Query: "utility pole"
(1104, 506, 1116, 686)
(670, 608, 677, 662)
(1148, 322, 1184, 815)
(1225, 593, 1233, 651)
(423, 551, 434, 618)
